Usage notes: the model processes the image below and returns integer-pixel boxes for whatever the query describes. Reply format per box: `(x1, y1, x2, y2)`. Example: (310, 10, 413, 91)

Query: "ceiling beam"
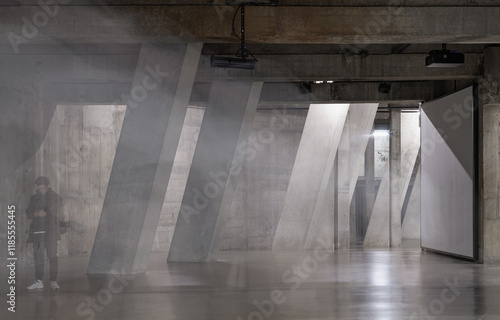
(45, 80, 433, 106)
(0, 53, 481, 82)
(190, 81, 434, 105)
(196, 54, 481, 81)
(1, 6, 500, 46)
(0, 54, 138, 81)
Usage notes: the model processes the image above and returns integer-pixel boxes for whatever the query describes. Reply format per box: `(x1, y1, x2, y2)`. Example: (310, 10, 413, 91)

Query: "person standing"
(26, 176, 64, 290)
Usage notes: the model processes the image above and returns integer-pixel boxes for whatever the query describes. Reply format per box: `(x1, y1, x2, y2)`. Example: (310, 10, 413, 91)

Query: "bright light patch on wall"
(373, 130, 390, 137)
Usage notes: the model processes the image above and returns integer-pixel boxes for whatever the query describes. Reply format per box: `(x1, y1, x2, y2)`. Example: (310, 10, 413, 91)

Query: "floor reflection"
(7, 246, 500, 320)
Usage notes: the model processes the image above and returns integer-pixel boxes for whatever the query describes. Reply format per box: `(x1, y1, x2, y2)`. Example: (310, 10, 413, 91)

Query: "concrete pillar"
(344, 104, 378, 247)
(207, 82, 263, 258)
(480, 103, 500, 263)
(168, 81, 263, 262)
(400, 113, 421, 198)
(273, 104, 349, 251)
(402, 167, 421, 240)
(88, 43, 202, 274)
(304, 138, 337, 250)
(399, 113, 421, 241)
(364, 161, 390, 247)
(390, 110, 402, 247)
(365, 133, 376, 234)
(347, 104, 379, 201)
(335, 112, 350, 249)
(479, 47, 500, 263)
(349, 181, 357, 245)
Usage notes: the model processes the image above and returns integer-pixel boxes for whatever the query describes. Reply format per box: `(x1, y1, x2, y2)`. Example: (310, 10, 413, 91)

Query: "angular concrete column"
(364, 162, 390, 247)
(88, 43, 202, 274)
(304, 132, 338, 250)
(399, 113, 421, 241)
(335, 112, 350, 249)
(400, 114, 421, 201)
(365, 110, 419, 248)
(305, 103, 377, 250)
(273, 104, 349, 251)
(347, 104, 379, 201)
(390, 110, 402, 247)
(168, 81, 263, 262)
(342, 104, 378, 248)
(402, 167, 421, 240)
(207, 82, 263, 259)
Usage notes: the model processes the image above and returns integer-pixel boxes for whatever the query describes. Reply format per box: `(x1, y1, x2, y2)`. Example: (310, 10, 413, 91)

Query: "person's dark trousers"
(33, 234, 58, 281)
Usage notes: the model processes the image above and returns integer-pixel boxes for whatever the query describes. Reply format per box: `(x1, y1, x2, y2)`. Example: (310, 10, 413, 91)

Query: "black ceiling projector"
(425, 44, 464, 67)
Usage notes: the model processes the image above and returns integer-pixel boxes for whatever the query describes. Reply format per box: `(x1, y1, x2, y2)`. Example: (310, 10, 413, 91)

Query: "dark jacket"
(26, 188, 63, 243)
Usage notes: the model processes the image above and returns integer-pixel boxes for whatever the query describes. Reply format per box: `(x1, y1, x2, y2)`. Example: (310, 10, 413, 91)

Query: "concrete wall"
(221, 109, 307, 250)
(358, 132, 389, 176)
(13, 105, 305, 259)
(374, 133, 390, 178)
(149, 108, 307, 252)
(40, 105, 126, 256)
(5, 104, 420, 261)
(0, 104, 125, 266)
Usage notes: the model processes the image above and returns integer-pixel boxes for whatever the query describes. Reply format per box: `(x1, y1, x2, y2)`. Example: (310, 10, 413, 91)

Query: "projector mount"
(211, 4, 257, 69)
(425, 43, 465, 68)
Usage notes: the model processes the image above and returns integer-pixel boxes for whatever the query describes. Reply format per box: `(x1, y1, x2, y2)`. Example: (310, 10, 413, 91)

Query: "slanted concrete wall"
(152, 106, 204, 255)
(400, 113, 421, 240)
(273, 104, 349, 251)
(168, 81, 263, 262)
(220, 109, 307, 250)
(332, 104, 378, 249)
(364, 162, 391, 247)
(89, 43, 202, 273)
(402, 168, 421, 240)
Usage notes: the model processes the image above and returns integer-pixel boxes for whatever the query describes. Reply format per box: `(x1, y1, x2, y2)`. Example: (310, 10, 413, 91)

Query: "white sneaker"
(50, 281, 60, 290)
(27, 280, 44, 290)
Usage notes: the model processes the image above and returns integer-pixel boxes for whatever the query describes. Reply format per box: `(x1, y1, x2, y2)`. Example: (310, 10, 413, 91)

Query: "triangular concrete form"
(364, 162, 390, 247)
(402, 167, 421, 240)
(273, 104, 349, 251)
(305, 103, 378, 249)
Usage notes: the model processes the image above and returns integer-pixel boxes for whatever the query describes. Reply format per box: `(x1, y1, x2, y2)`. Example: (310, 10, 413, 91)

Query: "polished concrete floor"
(3, 245, 500, 320)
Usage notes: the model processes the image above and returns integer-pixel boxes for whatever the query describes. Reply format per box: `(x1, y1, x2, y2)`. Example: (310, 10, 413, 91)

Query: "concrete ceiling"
(0, 2, 496, 104)
(0, 0, 498, 6)
(1, 4, 500, 44)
